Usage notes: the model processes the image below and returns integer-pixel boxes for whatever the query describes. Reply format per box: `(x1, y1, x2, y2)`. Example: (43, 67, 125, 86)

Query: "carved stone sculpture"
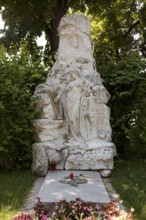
(32, 14, 116, 177)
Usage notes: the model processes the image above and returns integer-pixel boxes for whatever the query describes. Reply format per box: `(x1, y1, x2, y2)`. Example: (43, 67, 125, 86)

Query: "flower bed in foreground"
(12, 198, 134, 220)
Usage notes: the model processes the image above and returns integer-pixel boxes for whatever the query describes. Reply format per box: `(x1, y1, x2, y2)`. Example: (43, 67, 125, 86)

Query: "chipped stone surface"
(32, 14, 116, 176)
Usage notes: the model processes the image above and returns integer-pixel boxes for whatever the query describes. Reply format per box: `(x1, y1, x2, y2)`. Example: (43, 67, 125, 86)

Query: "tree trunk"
(45, 0, 69, 55)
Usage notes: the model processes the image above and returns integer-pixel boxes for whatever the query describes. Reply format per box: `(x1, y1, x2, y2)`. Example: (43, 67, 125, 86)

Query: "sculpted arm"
(54, 84, 67, 102)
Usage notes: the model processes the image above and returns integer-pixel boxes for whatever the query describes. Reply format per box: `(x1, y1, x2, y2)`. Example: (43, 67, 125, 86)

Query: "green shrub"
(0, 42, 46, 171)
(99, 52, 146, 155)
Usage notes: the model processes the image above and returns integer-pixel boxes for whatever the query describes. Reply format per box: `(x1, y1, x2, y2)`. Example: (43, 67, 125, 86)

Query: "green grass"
(0, 170, 36, 220)
(111, 155, 146, 220)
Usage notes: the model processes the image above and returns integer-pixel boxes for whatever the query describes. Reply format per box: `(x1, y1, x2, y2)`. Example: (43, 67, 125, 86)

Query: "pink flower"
(84, 217, 93, 220)
(41, 214, 48, 220)
(12, 212, 31, 220)
(13, 217, 18, 220)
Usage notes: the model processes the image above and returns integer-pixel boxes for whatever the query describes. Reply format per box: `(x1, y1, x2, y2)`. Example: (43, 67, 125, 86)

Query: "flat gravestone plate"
(37, 171, 110, 203)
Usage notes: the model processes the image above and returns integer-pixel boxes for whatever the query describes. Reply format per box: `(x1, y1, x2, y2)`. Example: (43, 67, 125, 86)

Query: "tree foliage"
(98, 52, 146, 154)
(89, 0, 146, 65)
(0, 41, 46, 171)
(0, 0, 146, 58)
(0, 0, 77, 55)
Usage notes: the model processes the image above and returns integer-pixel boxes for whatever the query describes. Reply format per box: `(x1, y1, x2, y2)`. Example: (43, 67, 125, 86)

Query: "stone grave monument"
(32, 14, 116, 177)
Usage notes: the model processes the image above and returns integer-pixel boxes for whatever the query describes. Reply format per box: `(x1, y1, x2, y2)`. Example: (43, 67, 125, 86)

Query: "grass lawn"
(111, 155, 146, 220)
(0, 170, 36, 220)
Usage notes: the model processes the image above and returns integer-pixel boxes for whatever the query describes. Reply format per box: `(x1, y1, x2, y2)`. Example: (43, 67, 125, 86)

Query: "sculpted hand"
(54, 96, 59, 102)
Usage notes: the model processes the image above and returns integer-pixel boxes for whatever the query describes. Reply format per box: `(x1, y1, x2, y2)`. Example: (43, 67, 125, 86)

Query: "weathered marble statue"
(32, 14, 116, 177)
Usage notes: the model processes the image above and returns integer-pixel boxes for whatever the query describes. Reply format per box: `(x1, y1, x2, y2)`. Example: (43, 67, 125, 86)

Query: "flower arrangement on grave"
(59, 173, 88, 186)
(12, 197, 134, 220)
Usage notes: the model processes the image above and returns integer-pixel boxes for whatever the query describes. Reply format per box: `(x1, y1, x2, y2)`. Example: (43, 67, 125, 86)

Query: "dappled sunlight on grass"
(0, 170, 36, 219)
(111, 156, 146, 220)
(0, 206, 17, 220)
